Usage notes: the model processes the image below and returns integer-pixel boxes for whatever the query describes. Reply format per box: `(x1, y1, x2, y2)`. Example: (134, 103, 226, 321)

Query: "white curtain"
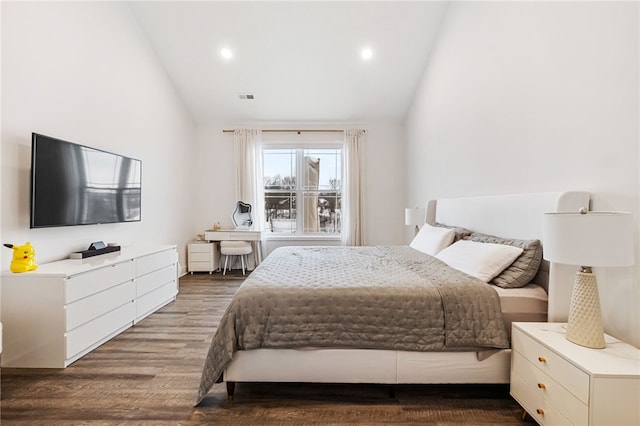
(233, 129, 264, 230)
(342, 129, 365, 246)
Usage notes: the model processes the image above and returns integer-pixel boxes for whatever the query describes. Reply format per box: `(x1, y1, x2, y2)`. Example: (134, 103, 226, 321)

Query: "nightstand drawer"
(511, 376, 573, 426)
(190, 252, 212, 262)
(512, 327, 589, 403)
(189, 243, 214, 253)
(189, 261, 214, 272)
(512, 351, 588, 425)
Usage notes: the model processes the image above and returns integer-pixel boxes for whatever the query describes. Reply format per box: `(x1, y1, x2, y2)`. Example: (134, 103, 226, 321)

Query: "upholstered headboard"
(425, 191, 591, 322)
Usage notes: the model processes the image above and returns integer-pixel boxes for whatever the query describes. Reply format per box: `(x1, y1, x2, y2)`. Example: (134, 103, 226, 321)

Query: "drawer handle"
(537, 383, 546, 389)
(536, 409, 545, 415)
(537, 356, 546, 363)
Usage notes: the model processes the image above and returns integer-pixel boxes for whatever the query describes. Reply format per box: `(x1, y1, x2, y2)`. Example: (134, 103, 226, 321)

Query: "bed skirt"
(225, 348, 512, 384)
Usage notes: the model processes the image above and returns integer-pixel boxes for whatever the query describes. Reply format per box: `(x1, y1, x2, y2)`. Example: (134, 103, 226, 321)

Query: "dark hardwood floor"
(1, 272, 532, 425)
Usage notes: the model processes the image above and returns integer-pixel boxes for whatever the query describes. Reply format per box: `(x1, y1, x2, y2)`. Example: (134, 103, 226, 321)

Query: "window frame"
(262, 141, 343, 240)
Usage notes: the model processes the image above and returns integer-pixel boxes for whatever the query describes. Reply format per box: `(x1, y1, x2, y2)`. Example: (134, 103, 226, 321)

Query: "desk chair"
(220, 240, 253, 275)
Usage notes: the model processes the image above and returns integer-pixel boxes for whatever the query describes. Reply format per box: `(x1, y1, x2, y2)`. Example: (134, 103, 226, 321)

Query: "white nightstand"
(188, 242, 219, 274)
(510, 322, 640, 426)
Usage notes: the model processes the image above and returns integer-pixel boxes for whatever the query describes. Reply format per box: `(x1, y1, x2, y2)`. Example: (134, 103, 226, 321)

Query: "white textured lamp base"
(566, 271, 605, 349)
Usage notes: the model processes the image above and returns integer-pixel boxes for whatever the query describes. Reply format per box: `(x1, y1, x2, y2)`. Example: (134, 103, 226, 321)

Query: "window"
(263, 146, 342, 235)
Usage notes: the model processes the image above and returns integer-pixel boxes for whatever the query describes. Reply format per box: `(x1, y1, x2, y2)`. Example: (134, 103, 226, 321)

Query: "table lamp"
(405, 207, 426, 235)
(542, 209, 634, 348)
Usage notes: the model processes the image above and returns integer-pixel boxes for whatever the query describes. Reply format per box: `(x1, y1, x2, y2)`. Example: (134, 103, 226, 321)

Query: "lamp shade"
(542, 211, 634, 267)
(405, 207, 425, 227)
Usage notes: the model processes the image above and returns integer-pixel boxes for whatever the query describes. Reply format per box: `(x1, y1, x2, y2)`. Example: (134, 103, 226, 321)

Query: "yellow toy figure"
(4, 242, 38, 273)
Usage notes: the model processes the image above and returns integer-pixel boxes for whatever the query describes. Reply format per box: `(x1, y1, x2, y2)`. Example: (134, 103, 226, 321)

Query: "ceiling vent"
(237, 93, 255, 100)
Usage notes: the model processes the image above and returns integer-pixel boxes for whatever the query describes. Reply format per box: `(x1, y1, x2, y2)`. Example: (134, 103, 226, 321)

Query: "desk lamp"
(405, 207, 426, 235)
(543, 209, 634, 348)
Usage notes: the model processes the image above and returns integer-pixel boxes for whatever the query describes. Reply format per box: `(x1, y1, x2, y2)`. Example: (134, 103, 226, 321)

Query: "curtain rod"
(222, 129, 346, 134)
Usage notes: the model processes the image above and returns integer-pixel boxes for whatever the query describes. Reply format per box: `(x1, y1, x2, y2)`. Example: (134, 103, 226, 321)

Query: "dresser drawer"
(66, 301, 134, 361)
(66, 281, 135, 331)
(512, 351, 588, 425)
(65, 261, 135, 303)
(136, 264, 176, 297)
(136, 281, 177, 321)
(512, 327, 589, 403)
(137, 249, 177, 277)
(511, 376, 573, 426)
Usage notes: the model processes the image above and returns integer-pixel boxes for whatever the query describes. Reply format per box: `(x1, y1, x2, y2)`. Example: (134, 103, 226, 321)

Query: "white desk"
(204, 229, 263, 266)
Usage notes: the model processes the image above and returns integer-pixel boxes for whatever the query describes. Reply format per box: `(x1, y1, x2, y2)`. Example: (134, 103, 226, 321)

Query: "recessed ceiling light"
(220, 48, 233, 60)
(361, 47, 373, 60)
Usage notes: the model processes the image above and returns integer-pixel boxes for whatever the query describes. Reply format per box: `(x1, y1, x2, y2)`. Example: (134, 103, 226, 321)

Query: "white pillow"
(435, 240, 524, 282)
(409, 223, 455, 256)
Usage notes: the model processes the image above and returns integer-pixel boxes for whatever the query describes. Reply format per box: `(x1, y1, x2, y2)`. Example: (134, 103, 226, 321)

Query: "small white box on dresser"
(510, 322, 640, 426)
(188, 241, 219, 274)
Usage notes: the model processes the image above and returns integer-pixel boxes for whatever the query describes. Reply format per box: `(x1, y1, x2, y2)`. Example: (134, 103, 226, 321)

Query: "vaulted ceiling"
(128, 1, 449, 125)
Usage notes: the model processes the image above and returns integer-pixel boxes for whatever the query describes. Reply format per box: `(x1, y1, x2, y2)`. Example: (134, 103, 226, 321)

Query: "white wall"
(1, 2, 196, 272)
(193, 122, 406, 255)
(405, 2, 640, 346)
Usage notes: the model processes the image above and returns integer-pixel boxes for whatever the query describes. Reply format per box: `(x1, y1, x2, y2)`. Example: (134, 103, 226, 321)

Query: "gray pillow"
(433, 222, 472, 242)
(463, 232, 543, 288)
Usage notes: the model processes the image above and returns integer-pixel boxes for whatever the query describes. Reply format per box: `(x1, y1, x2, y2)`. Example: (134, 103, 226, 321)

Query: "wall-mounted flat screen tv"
(30, 133, 142, 228)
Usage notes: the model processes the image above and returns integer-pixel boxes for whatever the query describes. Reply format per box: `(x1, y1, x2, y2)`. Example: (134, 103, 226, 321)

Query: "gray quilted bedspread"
(196, 245, 509, 404)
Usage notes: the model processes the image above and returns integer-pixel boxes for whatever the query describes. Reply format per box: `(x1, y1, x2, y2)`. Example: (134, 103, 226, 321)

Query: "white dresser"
(1, 245, 178, 368)
(188, 241, 218, 274)
(510, 322, 640, 426)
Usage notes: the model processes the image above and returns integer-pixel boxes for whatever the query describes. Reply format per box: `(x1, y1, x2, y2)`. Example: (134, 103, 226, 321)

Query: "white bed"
(219, 191, 590, 399)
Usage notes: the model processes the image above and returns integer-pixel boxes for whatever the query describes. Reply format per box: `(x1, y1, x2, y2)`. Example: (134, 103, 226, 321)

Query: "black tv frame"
(30, 133, 142, 228)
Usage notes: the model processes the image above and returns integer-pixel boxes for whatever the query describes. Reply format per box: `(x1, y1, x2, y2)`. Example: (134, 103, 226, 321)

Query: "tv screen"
(30, 133, 142, 228)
